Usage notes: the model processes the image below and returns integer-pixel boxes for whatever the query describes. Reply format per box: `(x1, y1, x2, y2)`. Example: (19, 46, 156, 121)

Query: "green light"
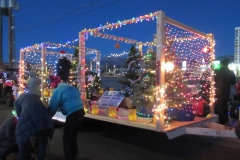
(213, 61, 220, 70)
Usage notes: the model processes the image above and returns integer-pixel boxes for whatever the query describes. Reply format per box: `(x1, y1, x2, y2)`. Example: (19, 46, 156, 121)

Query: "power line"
(15, 0, 99, 30)
(20, 1, 38, 8)
(15, 0, 121, 32)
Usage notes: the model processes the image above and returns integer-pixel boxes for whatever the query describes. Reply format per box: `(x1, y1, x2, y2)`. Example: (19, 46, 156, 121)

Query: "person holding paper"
(48, 57, 85, 160)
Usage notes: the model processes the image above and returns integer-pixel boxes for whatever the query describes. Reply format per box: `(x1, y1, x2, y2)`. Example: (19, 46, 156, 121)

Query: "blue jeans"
(63, 109, 85, 160)
(18, 129, 49, 160)
(0, 138, 17, 160)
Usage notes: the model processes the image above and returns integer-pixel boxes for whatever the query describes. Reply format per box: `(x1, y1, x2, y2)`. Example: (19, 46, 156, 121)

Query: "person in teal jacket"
(48, 57, 85, 160)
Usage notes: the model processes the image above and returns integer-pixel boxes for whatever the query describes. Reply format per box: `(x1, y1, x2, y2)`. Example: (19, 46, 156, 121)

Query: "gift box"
(168, 104, 194, 121)
(191, 99, 210, 117)
(229, 102, 240, 119)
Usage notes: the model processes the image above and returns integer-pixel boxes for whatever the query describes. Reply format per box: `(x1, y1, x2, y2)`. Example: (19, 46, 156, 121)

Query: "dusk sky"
(2, 0, 240, 62)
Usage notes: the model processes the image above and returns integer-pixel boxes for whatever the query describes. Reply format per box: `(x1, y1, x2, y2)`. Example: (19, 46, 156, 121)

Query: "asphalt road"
(1, 99, 240, 160)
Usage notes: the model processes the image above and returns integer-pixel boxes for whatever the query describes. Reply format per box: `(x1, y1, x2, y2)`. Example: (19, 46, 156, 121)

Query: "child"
(49, 75, 61, 89)
(12, 81, 18, 100)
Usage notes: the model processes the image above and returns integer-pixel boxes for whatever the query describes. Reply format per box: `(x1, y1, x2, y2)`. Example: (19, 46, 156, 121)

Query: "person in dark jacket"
(14, 93, 54, 160)
(214, 59, 236, 125)
(0, 116, 18, 160)
(49, 57, 85, 160)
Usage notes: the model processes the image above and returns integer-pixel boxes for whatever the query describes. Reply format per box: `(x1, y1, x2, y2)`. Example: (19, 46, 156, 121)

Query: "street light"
(114, 64, 115, 76)
(106, 63, 107, 73)
(0, 0, 19, 69)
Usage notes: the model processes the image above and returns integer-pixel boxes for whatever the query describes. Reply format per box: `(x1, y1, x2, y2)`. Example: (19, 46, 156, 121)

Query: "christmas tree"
(118, 44, 142, 97)
(119, 44, 156, 117)
(85, 69, 102, 99)
(69, 46, 79, 87)
(130, 47, 156, 117)
(163, 40, 191, 109)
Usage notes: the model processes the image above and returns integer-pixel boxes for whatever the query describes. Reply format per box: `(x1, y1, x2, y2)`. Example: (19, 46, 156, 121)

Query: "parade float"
(18, 42, 101, 107)
(18, 10, 239, 139)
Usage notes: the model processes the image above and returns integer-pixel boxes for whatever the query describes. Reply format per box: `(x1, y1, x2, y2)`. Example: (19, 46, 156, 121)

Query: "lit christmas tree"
(130, 47, 156, 117)
(118, 44, 142, 97)
(119, 44, 156, 117)
(163, 41, 191, 109)
(69, 46, 79, 87)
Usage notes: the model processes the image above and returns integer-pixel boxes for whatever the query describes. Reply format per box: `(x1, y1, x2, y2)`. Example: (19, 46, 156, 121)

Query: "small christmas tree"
(118, 44, 142, 86)
(68, 45, 79, 87)
(85, 70, 102, 99)
(118, 44, 142, 97)
(119, 44, 156, 117)
(130, 47, 156, 117)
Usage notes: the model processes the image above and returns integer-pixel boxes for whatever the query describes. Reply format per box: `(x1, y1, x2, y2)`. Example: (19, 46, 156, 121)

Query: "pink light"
(202, 47, 210, 53)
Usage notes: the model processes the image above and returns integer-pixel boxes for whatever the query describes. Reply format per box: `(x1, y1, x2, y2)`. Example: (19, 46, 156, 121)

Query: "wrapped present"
(191, 99, 210, 117)
(168, 104, 194, 121)
(229, 101, 240, 119)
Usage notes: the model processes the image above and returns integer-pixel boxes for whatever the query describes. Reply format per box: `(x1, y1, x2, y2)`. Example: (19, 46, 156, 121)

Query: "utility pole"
(0, 9, 2, 63)
(90, 58, 92, 71)
(8, 6, 12, 68)
(0, 0, 19, 69)
(12, 14, 15, 62)
(105, 63, 107, 73)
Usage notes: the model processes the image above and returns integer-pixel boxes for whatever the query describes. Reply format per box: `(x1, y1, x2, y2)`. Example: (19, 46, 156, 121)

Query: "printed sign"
(98, 91, 125, 108)
(52, 111, 66, 122)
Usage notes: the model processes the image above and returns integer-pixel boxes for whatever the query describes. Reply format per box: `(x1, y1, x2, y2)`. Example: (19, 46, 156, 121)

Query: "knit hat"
(29, 70, 37, 78)
(49, 75, 61, 89)
(220, 59, 229, 65)
(27, 71, 41, 95)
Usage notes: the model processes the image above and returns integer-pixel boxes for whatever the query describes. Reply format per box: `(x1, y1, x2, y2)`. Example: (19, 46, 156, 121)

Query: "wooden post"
(209, 33, 215, 115)
(79, 32, 86, 101)
(155, 10, 166, 131)
(156, 10, 166, 87)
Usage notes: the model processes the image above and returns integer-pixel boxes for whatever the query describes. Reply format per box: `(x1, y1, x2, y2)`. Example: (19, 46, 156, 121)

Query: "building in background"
(234, 27, 240, 63)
